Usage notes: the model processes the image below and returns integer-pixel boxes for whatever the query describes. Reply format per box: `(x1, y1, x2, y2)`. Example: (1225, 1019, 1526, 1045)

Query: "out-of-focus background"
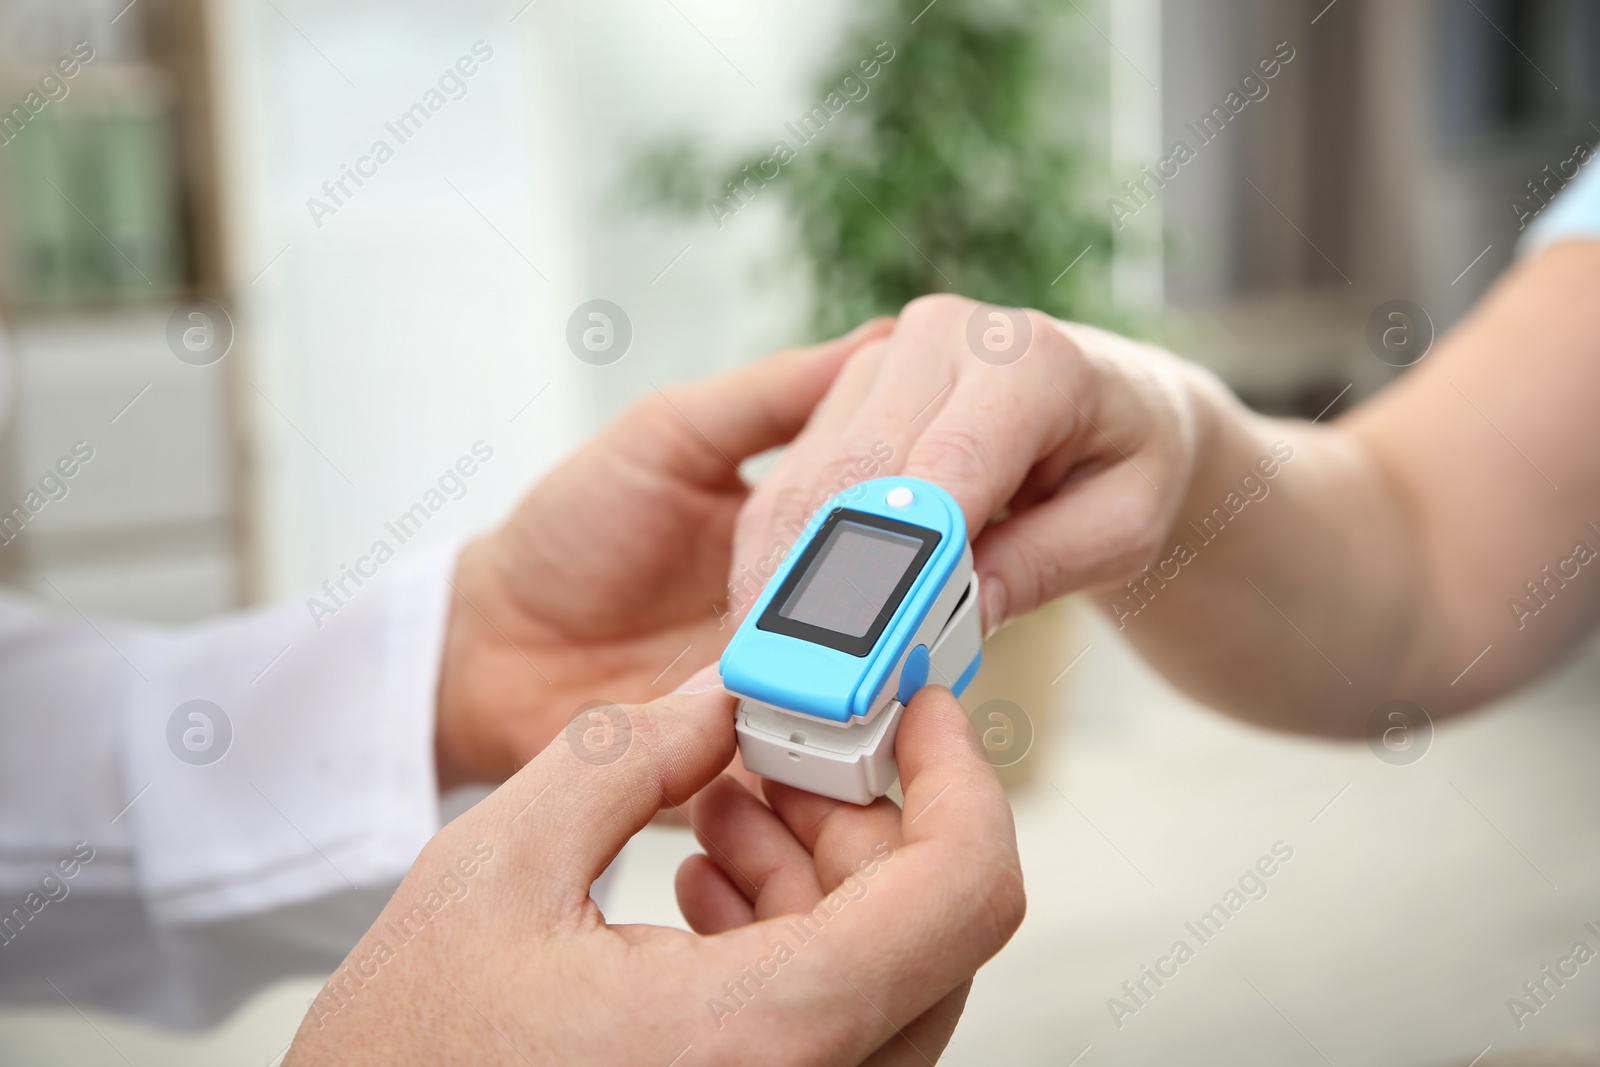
(1, 0, 1599, 1063)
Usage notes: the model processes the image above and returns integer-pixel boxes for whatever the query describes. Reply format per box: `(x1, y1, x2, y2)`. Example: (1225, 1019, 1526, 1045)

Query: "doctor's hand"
(284, 683, 1024, 1066)
(434, 320, 891, 788)
(731, 295, 1226, 637)
(675, 684, 1017, 1064)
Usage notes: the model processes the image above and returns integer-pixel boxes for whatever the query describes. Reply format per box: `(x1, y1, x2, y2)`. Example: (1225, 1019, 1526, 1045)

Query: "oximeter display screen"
(758, 508, 942, 656)
(779, 522, 923, 638)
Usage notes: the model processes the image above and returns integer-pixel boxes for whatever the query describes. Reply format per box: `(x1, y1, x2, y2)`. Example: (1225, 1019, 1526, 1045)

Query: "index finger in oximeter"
(720, 476, 982, 805)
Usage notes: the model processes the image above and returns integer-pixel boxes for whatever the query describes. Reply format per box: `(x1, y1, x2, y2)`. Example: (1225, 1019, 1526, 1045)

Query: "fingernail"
(981, 578, 1008, 640)
(673, 663, 723, 695)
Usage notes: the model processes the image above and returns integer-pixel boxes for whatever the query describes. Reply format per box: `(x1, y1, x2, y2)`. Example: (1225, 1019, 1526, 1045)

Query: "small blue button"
(897, 644, 930, 704)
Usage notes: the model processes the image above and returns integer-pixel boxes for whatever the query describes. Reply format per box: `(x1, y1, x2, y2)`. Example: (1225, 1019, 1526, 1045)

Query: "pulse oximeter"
(720, 476, 983, 805)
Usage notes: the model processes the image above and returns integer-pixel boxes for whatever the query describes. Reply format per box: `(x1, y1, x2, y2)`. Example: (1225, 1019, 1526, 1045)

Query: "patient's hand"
(434, 320, 891, 787)
(285, 684, 1023, 1066)
(731, 295, 1220, 636)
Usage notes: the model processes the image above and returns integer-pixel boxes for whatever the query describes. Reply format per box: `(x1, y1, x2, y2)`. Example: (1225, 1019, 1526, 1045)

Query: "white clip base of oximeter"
(734, 571, 983, 806)
(735, 696, 907, 807)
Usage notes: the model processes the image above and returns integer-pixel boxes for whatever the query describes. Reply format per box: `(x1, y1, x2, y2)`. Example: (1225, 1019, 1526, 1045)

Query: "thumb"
(490, 687, 738, 916)
(745, 687, 1023, 1058)
(972, 458, 1163, 628)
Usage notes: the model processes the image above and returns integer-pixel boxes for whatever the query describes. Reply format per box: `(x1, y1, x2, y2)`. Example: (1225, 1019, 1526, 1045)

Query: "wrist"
(435, 535, 566, 789)
(1170, 359, 1278, 530)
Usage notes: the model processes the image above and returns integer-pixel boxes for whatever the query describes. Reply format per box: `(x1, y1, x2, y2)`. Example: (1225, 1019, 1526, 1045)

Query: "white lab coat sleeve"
(0, 539, 461, 1027)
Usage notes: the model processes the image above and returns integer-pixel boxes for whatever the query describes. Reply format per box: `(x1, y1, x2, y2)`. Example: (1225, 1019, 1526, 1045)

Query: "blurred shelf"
(0, 0, 247, 622)
(2, 308, 240, 620)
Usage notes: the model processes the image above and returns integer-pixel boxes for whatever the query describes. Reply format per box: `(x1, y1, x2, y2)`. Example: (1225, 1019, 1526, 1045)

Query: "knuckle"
(899, 292, 977, 329)
(956, 850, 1026, 954)
(838, 336, 891, 388)
(987, 861, 1027, 943)
(845, 335, 890, 370)
(628, 388, 681, 439)
(624, 702, 666, 751)
(1032, 315, 1088, 371)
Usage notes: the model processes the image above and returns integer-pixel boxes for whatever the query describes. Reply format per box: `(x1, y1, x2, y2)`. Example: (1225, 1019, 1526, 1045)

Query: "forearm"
(1094, 242, 1600, 733)
(1092, 379, 1428, 736)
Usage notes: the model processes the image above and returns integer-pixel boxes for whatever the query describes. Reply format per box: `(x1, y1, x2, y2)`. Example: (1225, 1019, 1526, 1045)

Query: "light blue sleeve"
(1520, 154, 1600, 255)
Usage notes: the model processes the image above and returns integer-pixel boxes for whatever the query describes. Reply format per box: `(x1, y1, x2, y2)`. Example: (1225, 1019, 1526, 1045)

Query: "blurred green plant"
(635, 0, 1123, 339)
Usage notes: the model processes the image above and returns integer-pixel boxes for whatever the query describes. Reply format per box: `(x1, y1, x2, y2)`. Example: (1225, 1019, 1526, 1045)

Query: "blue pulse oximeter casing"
(720, 476, 983, 805)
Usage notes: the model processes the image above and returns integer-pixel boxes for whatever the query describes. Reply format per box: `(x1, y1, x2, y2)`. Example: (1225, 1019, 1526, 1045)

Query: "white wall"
(556, 0, 852, 422)
(208, 0, 861, 598)
(209, 0, 591, 598)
